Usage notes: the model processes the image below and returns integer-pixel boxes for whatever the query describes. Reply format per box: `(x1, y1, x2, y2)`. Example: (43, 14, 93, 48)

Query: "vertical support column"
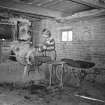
(0, 39, 2, 63)
(16, 21, 20, 40)
(11, 25, 17, 40)
(32, 19, 41, 47)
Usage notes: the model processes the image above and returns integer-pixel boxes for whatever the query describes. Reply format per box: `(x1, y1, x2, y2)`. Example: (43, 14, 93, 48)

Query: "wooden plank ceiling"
(0, 0, 105, 18)
(15, 0, 93, 12)
(12, 0, 94, 15)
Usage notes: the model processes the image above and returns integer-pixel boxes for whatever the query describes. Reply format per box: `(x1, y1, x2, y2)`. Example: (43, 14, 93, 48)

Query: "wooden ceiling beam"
(68, 0, 105, 9)
(57, 9, 105, 22)
(0, 0, 62, 18)
(42, 0, 62, 7)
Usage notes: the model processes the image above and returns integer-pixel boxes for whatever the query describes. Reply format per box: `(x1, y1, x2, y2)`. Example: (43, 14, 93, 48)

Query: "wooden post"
(0, 39, 2, 63)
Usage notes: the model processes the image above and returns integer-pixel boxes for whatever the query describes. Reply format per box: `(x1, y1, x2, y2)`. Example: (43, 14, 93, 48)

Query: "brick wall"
(1, 17, 105, 84)
(38, 17, 105, 85)
(41, 17, 105, 68)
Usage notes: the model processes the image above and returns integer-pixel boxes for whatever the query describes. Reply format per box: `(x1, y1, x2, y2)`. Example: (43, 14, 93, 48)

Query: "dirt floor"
(0, 80, 105, 105)
(0, 59, 105, 105)
(1, 47, 105, 105)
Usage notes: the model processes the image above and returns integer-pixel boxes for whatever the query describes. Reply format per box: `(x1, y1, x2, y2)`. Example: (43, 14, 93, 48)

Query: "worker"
(39, 29, 56, 60)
